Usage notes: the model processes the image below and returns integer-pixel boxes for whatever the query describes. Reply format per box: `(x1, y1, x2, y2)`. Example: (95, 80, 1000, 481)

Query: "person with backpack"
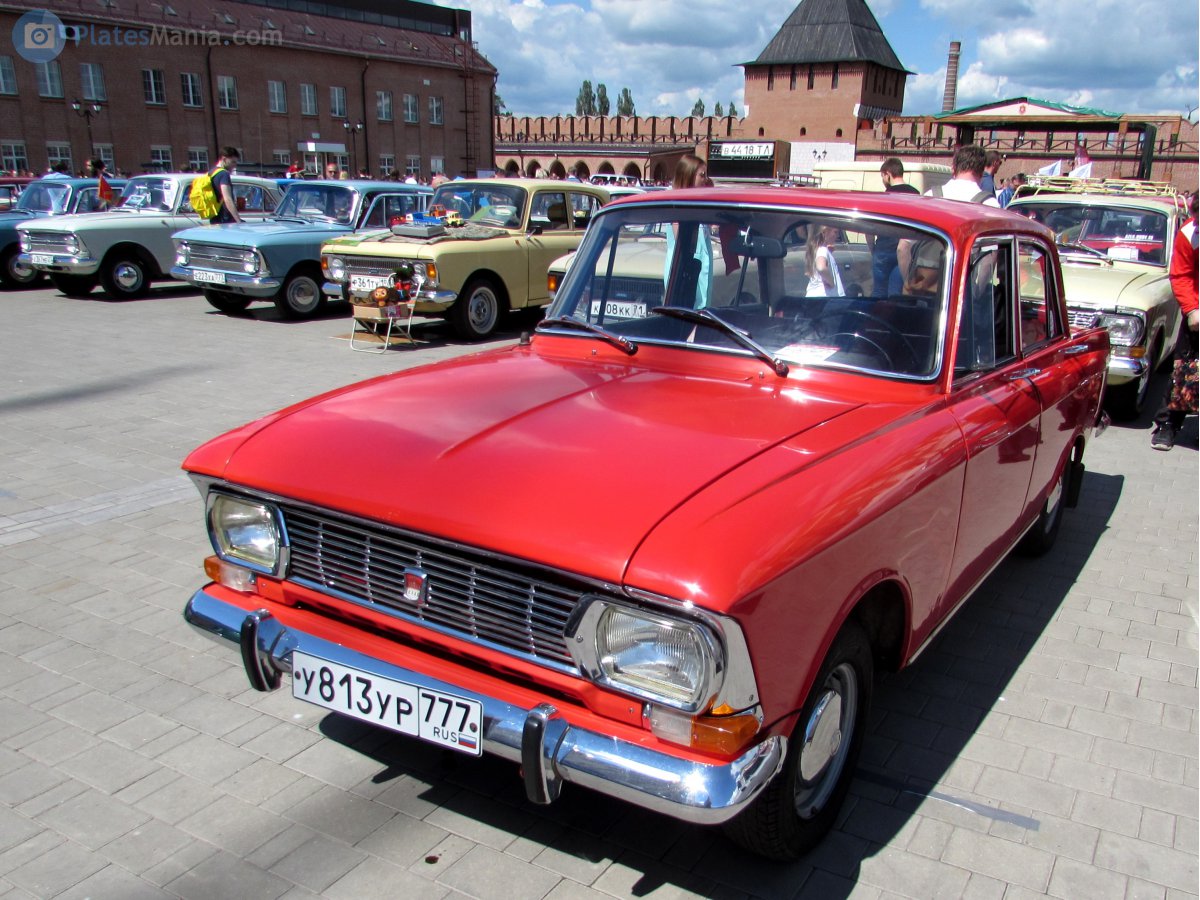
(925, 145, 1001, 207)
(208, 147, 242, 224)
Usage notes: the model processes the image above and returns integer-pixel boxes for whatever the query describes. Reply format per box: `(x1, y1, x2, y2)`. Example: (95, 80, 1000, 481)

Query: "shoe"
(1150, 425, 1177, 451)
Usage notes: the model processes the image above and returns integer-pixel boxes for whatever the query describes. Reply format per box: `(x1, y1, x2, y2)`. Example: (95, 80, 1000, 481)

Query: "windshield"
(1011, 201, 1169, 266)
(431, 183, 527, 228)
(16, 182, 70, 213)
(546, 204, 950, 379)
(276, 183, 357, 225)
(118, 177, 175, 212)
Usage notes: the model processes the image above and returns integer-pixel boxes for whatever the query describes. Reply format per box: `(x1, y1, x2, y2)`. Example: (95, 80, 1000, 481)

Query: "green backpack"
(189, 167, 223, 219)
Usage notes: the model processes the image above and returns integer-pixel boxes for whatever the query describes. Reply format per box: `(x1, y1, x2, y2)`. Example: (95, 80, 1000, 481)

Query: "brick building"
(0, 0, 495, 179)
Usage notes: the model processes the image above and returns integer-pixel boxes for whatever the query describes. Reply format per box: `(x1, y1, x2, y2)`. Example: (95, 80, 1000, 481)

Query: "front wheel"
(274, 270, 324, 319)
(203, 289, 252, 314)
(1017, 465, 1067, 557)
(49, 273, 99, 297)
(724, 620, 873, 860)
(1106, 336, 1161, 421)
(450, 277, 504, 340)
(100, 254, 150, 299)
(1, 245, 43, 289)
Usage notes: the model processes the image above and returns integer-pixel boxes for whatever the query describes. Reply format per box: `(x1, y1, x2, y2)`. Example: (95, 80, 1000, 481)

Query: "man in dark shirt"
(209, 146, 241, 224)
(871, 158, 920, 295)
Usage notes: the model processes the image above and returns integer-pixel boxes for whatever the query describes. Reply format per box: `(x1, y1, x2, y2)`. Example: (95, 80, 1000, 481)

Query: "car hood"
(174, 220, 351, 248)
(1061, 262, 1167, 311)
(185, 344, 863, 583)
(325, 222, 512, 254)
(16, 208, 188, 232)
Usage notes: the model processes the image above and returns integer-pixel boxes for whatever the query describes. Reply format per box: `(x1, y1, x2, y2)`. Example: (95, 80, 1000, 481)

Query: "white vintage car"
(1007, 178, 1186, 418)
(17, 173, 282, 299)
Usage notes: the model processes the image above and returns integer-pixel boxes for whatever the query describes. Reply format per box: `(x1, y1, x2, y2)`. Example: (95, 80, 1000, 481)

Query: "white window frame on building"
(330, 85, 347, 119)
(405, 154, 420, 177)
(430, 156, 445, 176)
(0, 56, 16, 95)
(376, 90, 392, 122)
(37, 61, 63, 98)
(332, 153, 349, 172)
(267, 80, 287, 114)
(429, 96, 443, 126)
(300, 83, 317, 116)
(272, 150, 291, 166)
(403, 93, 418, 124)
(150, 146, 172, 171)
(94, 143, 114, 169)
(143, 69, 166, 105)
(181, 72, 203, 108)
(80, 62, 106, 101)
(187, 147, 209, 171)
(378, 153, 395, 176)
(218, 75, 238, 111)
(46, 142, 71, 171)
(2, 141, 28, 173)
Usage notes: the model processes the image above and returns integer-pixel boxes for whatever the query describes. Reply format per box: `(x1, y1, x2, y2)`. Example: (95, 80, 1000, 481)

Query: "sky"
(431, 0, 1199, 121)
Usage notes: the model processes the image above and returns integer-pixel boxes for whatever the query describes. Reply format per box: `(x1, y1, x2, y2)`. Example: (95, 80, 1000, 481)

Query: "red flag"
(98, 174, 114, 205)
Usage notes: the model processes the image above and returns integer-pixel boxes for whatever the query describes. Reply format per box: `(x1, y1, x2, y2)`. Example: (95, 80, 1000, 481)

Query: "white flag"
(1038, 160, 1063, 176)
(1069, 161, 1094, 178)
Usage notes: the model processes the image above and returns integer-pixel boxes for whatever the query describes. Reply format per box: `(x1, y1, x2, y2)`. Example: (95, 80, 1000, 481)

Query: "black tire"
(1017, 464, 1067, 557)
(451, 277, 504, 340)
(724, 620, 873, 860)
(99, 254, 150, 299)
(203, 289, 252, 314)
(1, 245, 43, 289)
(49, 273, 99, 297)
(1105, 336, 1161, 420)
(273, 270, 325, 320)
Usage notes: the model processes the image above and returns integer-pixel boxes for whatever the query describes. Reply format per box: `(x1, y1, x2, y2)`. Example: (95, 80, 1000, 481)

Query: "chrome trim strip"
(184, 587, 785, 824)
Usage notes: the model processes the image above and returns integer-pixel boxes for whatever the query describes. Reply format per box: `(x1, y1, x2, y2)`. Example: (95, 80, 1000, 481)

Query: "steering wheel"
(811, 309, 921, 372)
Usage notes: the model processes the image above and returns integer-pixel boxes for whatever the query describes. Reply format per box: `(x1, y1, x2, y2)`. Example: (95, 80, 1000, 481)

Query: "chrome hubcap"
(288, 278, 318, 312)
(795, 662, 857, 819)
(114, 262, 142, 291)
(10, 257, 33, 280)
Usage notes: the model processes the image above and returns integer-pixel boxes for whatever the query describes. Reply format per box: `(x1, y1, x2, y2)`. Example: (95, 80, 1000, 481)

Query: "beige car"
(321, 178, 608, 339)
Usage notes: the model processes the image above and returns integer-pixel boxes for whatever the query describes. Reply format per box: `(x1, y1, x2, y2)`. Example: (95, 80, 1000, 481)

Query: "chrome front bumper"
(322, 281, 456, 311)
(1104, 354, 1147, 387)
(184, 586, 784, 824)
(20, 252, 99, 275)
(170, 266, 282, 296)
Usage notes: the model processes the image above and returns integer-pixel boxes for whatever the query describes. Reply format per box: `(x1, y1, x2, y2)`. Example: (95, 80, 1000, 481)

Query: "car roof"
(285, 179, 431, 191)
(443, 178, 606, 193)
(1009, 193, 1181, 214)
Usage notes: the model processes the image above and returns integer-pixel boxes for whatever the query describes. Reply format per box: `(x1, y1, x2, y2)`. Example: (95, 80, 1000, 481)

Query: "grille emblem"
(403, 568, 429, 607)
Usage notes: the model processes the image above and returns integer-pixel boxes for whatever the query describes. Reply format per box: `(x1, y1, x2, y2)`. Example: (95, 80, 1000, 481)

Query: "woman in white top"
(805, 224, 844, 297)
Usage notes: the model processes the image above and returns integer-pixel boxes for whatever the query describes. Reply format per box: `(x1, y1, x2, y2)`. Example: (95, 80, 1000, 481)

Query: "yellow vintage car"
(321, 178, 608, 339)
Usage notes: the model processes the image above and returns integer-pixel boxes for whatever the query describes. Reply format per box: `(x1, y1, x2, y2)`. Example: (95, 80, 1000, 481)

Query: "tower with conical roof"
(740, 0, 908, 148)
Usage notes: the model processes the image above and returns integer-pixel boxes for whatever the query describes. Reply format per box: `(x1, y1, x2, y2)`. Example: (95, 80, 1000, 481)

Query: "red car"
(183, 187, 1109, 860)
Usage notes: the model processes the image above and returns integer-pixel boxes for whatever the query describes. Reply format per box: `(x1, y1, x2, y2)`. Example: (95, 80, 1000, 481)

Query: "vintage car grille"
(22, 231, 74, 253)
(1066, 306, 1102, 331)
(281, 505, 584, 670)
(186, 244, 252, 273)
(342, 255, 419, 278)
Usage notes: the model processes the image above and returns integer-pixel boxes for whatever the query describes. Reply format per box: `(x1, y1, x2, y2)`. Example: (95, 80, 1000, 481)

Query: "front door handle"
(1005, 368, 1040, 381)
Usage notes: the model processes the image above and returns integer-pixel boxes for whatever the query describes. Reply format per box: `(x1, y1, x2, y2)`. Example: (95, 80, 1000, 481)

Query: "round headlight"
(64, 234, 80, 255)
(1096, 312, 1144, 347)
(326, 255, 346, 282)
(19, 234, 30, 252)
(241, 251, 259, 275)
(596, 607, 714, 708)
(208, 494, 281, 573)
(175, 241, 191, 266)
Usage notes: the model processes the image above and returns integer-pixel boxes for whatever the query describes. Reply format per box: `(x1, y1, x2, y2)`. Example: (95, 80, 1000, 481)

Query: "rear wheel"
(274, 270, 324, 319)
(203, 289, 252, 314)
(451, 277, 504, 340)
(1, 245, 43, 289)
(1017, 464, 1067, 557)
(724, 620, 873, 860)
(49, 273, 98, 297)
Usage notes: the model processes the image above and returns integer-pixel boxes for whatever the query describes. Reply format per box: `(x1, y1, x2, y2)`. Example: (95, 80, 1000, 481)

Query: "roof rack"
(1015, 176, 1183, 200)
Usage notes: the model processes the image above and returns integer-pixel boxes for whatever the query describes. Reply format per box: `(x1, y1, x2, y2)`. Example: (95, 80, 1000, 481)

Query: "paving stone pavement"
(0, 285, 1195, 900)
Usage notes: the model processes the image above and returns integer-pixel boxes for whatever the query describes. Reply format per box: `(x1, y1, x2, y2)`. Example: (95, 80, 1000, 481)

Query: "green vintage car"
(1007, 178, 1186, 418)
(320, 178, 608, 339)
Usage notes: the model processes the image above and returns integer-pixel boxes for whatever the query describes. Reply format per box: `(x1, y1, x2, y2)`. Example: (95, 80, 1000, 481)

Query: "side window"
(75, 188, 99, 212)
(570, 192, 602, 229)
(1017, 240, 1062, 351)
(234, 184, 266, 213)
(531, 191, 568, 230)
(361, 194, 420, 229)
(956, 240, 1016, 373)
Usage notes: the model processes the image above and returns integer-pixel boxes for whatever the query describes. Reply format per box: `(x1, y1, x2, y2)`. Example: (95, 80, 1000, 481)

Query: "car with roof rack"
(1007, 176, 1186, 418)
(170, 180, 431, 318)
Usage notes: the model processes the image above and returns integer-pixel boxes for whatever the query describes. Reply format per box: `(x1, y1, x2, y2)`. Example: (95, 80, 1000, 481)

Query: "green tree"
(576, 80, 596, 116)
(617, 87, 636, 116)
(714, 101, 724, 116)
(691, 98, 705, 117)
(728, 100, 738, 117)
(495, 94, 510, 116)
(597, 83, 610, 116)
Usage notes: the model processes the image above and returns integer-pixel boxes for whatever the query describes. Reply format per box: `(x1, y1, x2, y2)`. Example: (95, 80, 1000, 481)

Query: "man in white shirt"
(925, 145, 1001, 207)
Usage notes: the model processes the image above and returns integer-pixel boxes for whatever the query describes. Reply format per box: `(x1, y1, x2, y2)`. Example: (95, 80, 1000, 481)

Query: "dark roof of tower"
(743, 0, 907, 71)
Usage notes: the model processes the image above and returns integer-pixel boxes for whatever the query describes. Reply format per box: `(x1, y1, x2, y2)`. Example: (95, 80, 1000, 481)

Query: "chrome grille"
(342, 255, 419, 278)
(186, 244, 251, 273)
(23, 231, 73, 253)
(1067, 307, 1101, 331)
(282, 506, 584, 669)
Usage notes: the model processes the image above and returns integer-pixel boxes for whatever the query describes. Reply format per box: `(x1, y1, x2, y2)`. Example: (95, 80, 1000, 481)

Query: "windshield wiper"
(1056, 240, 1113, 263)
(537, 316, 637, 355)
(651, 307, 789, 377)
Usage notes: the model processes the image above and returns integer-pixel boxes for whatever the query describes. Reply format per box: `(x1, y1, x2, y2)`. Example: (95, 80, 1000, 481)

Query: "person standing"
(980, 150, 1003, 196)
(1150, 192, 1198, 450)
(209, 147, 242, 224)
(85, 157, 114, 209)
(925, 145, 1001, 207)
(872, 158, 919, 294)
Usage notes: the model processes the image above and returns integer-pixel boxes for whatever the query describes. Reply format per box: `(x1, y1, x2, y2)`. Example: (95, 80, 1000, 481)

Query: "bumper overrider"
(170, 266, 282, 296)
(184, 585, 785, 823)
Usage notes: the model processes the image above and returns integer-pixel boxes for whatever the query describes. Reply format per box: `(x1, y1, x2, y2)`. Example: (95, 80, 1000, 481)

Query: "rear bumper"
(183, 586, 785, 824)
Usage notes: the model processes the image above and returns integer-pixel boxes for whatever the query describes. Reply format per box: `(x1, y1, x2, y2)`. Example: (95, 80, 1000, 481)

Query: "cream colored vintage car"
(1008, 178, 1186, 418)
(320, 178, 608, 339)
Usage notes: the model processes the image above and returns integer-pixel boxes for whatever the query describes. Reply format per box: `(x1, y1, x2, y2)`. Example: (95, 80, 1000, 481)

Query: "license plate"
(193, 269, 227, 284)
(30, 253, 54, 266)
(589, 299, 647, 319)
(350, 274, 392, 293)
(291, 652, 483, 755)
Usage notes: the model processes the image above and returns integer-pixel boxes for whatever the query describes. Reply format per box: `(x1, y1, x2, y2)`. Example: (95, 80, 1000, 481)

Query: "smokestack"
(942, 41, 961, 113)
